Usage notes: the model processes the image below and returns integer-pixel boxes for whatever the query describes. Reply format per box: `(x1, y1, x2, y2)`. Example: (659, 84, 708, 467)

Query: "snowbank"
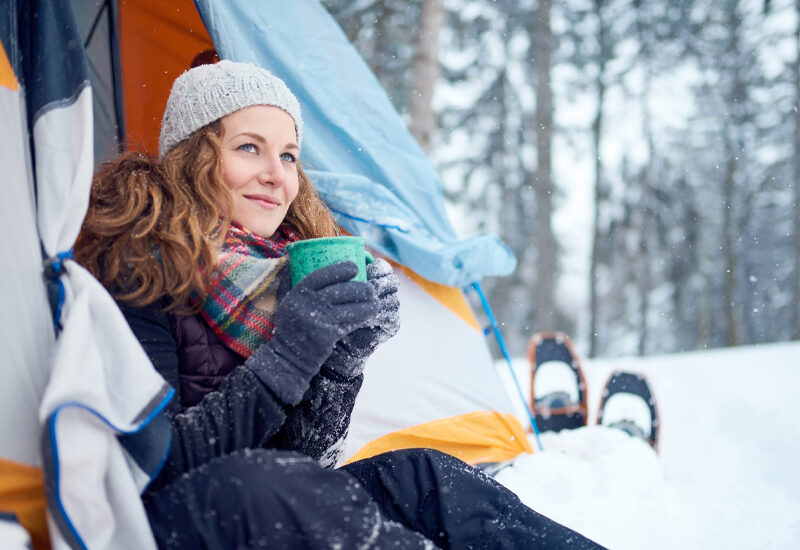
(495, 341, 800, 550)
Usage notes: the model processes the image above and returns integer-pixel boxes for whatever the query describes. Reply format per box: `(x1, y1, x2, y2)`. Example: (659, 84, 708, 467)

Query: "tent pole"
(471, 283, 544, 451)
(83, 4, 106, 48)
(107, 0, 126, 151)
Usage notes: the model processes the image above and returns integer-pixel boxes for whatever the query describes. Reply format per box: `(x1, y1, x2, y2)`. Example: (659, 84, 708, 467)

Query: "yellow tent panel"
(345, 411, 532, 466)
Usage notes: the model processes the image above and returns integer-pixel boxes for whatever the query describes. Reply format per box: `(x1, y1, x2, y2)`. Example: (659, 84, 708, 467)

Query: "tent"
(1, 0, 531, 548)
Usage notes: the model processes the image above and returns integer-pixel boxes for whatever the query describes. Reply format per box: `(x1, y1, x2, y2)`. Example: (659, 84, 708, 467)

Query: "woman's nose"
(257, 155, 286, 187)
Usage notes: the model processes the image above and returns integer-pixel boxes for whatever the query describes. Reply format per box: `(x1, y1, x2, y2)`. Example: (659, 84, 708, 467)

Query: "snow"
(494, 341, 800, 550)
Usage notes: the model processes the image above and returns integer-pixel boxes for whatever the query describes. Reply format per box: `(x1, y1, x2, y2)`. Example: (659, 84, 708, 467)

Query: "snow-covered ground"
(495, 341, 800, 550)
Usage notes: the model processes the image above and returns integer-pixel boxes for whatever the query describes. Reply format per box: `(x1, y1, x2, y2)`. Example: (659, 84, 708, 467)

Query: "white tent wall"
(2, 2, 174, 548)
(344, 268, 518, 460)
(0, 63, 55, 468)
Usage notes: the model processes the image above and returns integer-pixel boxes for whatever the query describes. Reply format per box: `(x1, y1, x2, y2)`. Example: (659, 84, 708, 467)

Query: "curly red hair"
(75, 121, 338, 311)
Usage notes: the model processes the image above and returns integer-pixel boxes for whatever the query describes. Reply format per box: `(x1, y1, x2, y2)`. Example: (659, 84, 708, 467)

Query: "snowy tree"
(323, 0, 421, 114)
(434, 0, 583, 354)
(683, 0, 780, 347)
(409, 0, 446, 151)
(558, 0, 640, 357)
(324, 0, 798, 357)
(531, 0, 560, 335)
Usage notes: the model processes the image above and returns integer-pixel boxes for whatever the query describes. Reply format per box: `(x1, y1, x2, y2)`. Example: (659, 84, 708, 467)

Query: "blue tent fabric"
(15, 0, 90, 133)
(194, 0, 516, 287)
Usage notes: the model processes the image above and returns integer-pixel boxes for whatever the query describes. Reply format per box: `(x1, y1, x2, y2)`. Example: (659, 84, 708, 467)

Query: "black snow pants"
(143, 447, 606, 550)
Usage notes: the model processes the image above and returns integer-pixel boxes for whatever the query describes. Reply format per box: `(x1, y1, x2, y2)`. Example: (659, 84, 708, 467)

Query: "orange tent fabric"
(0, 459, 50, 550)
(119, 0, 215, 154)
(0, 41, 18, 90)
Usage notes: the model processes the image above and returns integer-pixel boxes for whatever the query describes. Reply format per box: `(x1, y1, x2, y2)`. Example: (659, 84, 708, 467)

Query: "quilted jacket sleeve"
(119, 301, 289, 490)
(267, 367, 364, 467)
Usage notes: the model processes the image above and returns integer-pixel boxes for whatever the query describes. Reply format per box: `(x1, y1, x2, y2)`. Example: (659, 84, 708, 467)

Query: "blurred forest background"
(322, 0, 800, 358)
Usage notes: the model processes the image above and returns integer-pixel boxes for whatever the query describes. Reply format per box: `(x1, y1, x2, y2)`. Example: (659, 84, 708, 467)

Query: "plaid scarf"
(198, 221, 300, 358)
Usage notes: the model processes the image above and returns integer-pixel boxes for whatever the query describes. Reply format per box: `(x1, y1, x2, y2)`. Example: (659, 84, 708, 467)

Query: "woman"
(76, 60, 605, 549)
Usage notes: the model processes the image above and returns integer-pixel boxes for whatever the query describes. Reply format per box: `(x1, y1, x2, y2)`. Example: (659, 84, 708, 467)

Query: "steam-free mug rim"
(286, 236, 366, 253)
(287, 236, 371, 286)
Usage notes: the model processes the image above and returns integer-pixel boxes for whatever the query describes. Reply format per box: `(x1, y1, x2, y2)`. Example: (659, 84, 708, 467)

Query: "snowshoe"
(597, 371, 659, 451)
(528, 332, 588, 433)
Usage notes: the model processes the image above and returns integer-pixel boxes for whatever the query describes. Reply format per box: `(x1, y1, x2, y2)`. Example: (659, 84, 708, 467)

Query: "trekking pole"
(471, 283, 544, 451)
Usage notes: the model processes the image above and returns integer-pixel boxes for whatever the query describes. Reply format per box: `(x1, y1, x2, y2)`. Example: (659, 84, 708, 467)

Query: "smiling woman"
(221, 105, 300, 238)
(73, 60, 605, 550)
(76, 64, 337, 311)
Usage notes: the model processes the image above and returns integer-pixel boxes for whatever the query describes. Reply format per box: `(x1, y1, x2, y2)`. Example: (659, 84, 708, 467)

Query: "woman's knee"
(203, 448, 363, 505)
(206, 448, 313, 480)
(146, 449, 384, 549)
(360, 447, 474, 478)
(391, 447, 465, 466)
(148, 449, 325, 514)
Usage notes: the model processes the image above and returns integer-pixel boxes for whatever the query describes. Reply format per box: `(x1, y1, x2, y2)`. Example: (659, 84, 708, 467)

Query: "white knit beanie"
(158, 60, 303, 160)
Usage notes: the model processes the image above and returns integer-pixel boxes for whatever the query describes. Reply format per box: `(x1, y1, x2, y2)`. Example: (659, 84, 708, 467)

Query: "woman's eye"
(280, 152, 297, 163)
(238, 143, 258, 153)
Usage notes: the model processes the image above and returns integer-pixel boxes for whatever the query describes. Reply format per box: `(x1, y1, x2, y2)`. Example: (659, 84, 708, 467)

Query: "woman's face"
(220, 105, 300, 238)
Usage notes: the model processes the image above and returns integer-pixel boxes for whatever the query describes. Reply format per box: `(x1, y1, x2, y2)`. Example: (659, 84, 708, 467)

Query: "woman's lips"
(245, 195, 280, 210)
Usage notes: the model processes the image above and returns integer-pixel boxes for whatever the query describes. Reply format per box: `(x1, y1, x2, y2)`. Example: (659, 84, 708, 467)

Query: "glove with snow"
(324, 258, 401, 379)
(244, 261, 378, 405)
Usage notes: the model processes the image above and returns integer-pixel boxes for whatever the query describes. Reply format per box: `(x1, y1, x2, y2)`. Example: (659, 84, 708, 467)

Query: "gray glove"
(245, 261, 378, 404)
(324, 258, 400, 379)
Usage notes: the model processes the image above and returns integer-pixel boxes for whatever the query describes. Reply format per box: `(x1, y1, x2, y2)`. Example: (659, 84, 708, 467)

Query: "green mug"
(286, 236, 373, 287)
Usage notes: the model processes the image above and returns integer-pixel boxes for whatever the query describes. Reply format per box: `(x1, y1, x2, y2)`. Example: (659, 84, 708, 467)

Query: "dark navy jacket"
(119, 300, 363, 492)
(171, 310, 244, 408)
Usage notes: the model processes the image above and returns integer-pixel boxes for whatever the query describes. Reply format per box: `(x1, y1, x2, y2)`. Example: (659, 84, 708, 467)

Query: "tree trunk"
(637, 124, 653, 356)
(588, 0, 608, 357)
(492, 71, 521, 353)
(589, 86, 605, 358)
(792, 0, 800, 339)
(532, 0, 557, 332)
(722, 151, 739, 346)
(370, 3, 391, 85)
(409, 0, 445, 152)
(636, 8, 655, 357)
(721, 3, 745, 347)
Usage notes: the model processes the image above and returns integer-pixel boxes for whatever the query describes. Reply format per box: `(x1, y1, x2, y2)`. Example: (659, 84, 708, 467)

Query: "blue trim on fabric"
(135, 386, 175, 427)
(471, 283, 543, 451)
(118, 413, 172, 488)
(329, 208, 411, 233)
(130, 387, 175, 486)
(141, 426, 173, 494)
(45, 386, 174, 549)
(47, 250, 74, 330)
(46, 405, 86, 550)
(54, 281, 65, 330)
